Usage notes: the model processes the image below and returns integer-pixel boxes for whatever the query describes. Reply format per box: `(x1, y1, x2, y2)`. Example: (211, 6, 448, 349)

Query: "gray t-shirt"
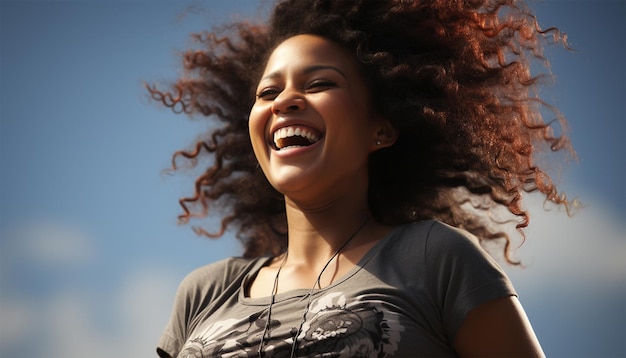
(157, 220, 516, 357)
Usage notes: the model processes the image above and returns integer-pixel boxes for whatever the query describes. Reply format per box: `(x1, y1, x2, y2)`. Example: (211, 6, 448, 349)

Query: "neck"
(282, 191, 373, 264)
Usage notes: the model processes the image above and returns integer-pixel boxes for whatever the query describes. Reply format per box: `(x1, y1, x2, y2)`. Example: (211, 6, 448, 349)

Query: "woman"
(150, 0, 573, 357)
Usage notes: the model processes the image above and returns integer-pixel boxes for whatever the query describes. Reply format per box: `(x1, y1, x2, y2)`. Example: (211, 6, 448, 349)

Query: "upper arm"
(454, 296, 545, 358)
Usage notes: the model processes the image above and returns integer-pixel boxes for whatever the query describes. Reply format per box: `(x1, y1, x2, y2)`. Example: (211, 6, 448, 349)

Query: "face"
(249, 34, 392, 202)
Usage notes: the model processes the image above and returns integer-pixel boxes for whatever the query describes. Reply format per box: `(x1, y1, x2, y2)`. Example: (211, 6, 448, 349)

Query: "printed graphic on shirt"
(293, 292, 404, 357)
(178, 292, 405, 358)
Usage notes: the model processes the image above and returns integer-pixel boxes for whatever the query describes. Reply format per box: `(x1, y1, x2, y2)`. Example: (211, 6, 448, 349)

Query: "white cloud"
(2, 219, 94, 267)
(45, 290, 109, 357)
(115, 265, 181, 357)
(0, 217, 180, 357)
(39, 266, 180, 358)
(504, 192, 626, 290)
(0, 294, 37, 348)
(0, 264, 181, 358)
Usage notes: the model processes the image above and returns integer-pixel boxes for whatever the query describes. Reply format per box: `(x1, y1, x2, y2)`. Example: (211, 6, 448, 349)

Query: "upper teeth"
(273, 126, 320, 148)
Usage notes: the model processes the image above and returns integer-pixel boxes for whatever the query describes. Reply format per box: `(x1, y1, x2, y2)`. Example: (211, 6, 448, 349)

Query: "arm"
(454, 296, 545, 358)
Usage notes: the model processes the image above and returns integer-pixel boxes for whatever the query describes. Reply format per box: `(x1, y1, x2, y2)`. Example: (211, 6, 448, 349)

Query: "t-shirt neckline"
(238, 224, 405, 306)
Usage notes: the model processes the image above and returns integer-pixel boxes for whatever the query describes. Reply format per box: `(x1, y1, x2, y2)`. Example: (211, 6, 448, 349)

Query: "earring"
(376, 140, 382, 146)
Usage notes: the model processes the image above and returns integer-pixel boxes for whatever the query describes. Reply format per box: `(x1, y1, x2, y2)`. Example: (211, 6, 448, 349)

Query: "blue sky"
(0, 1, 624, 357)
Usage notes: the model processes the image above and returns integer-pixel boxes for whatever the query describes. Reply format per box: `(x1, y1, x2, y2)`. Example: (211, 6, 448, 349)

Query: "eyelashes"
(307, 80, 337, 90)
(256, 80, 338, 100)
(256, 87, 280, 99)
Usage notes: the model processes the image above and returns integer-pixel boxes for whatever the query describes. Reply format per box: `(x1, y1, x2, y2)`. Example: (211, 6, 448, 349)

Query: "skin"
(247, 34, 545, 357)
(454, 296, 546, 358)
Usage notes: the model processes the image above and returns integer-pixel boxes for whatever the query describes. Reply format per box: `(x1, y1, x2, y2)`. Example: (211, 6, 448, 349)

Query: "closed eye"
(256, 87, 281, 100)
(306, 80, 337, 92)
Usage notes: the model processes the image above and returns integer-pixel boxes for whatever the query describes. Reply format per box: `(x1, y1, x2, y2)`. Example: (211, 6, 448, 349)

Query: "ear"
(370, 117, 398, 151)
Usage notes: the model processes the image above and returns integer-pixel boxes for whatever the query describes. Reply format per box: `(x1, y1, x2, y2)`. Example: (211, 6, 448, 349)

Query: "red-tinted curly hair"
(148, 0, 574, 263)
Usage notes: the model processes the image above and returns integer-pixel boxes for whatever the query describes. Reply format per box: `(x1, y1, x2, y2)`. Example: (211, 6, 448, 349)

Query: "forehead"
(262, 34, 358, 76)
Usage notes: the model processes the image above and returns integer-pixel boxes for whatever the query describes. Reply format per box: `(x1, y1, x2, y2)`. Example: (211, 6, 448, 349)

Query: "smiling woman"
(249, 34, 388, 201)
(148, 0, 575, 357)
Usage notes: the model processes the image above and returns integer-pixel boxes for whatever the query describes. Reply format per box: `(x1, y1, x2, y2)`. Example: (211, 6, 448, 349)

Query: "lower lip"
(271, 139, 322, 158)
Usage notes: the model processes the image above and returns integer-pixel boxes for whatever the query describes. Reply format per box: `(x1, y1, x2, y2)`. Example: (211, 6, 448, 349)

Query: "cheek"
(324, 97, 372, 135)
(248, 105, 271, 156)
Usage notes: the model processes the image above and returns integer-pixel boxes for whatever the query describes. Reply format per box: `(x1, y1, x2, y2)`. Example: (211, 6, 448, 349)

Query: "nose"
(271, 89, 306, 115)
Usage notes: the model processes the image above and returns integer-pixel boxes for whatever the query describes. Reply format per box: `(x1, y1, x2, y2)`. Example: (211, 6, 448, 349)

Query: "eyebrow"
(261, 65, 348, 81)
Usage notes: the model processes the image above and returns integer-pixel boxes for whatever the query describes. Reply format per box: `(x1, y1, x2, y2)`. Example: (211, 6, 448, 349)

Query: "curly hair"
(148, 0, 574, 263)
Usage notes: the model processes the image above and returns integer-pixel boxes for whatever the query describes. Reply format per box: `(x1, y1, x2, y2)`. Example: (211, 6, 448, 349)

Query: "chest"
(181, 286, 455, 358)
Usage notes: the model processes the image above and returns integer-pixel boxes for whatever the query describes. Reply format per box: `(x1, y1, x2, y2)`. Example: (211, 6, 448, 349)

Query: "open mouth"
(272, 125, 322, 151)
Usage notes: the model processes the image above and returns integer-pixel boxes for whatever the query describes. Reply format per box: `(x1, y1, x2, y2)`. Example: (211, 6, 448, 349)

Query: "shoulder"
(185, 257, 261, 280)
(391, 220, 482, 255)
(389, 220, 506, 281)
(374, 220, 487, 276)
(157, 256, 268, 357)
(424, 220, 484, 256)
(176, 257, 267, 302)
(419, 221, 502, 271)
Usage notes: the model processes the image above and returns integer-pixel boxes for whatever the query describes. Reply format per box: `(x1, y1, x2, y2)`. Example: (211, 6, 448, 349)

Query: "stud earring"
(376, 140, 382, 146)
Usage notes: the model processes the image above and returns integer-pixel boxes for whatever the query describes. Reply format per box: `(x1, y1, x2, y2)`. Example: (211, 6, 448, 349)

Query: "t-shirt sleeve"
(156, 260, 232, 358)
(424, 221, 517, 344)
(156, 267, 208, 357)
